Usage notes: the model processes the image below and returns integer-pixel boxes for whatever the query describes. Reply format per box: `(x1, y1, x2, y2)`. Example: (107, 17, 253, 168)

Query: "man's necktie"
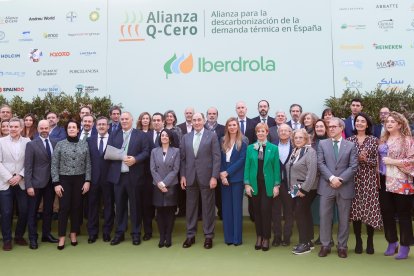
(262, 118, 266, 124)
(112, 124, 117, 133)
(293, 122, 298, 130)
(193, 132, 201, 156)
(155, 131, 160, 144)
(333, 140, 339, 160)
(45, 139, 51, 159)
(240, 120, 245, 134)
(99, 136, 104, 156)
(83, 132, 89, 141)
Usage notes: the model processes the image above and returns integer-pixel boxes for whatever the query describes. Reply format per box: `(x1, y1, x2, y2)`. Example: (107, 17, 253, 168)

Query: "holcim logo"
(50, 52, 70, 57)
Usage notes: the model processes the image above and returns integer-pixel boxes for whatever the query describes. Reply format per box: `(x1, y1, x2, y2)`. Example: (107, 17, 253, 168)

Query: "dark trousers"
(177, 175, 186, 216)
(221, 181, 244, 245)
(251, 181, 273, 239)
(87, 177, 114, 237)
(139, 174, 154, 235)
(294, 189, 317, 244)
(156, 206, 176, 243)
(272, 183, 294, 242)
(379, 175, 414, 246)
(215, 181, 222, 219)
(0, 186, 28, 242)
(114, 173, 142, 238)
(58, 175, 84, 237)
(27, 181, 54, 241)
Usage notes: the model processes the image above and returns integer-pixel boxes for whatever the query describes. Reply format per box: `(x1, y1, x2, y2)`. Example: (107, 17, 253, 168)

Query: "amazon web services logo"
(164, 53, 193, 79)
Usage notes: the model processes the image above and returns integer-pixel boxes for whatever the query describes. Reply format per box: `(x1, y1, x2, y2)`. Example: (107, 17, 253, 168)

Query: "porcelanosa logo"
(163, 54, 276, 79)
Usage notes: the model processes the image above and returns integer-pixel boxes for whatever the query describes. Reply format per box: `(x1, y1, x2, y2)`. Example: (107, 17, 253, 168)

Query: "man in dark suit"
(46, 111, 66, 141)
(24, 119, 59, 249)
(108, 106, 121, 135)
(344, 98, 363, 138)
(270, 123, 294, 247)
(180, 113, 221, 249)
(268, 111, 288, 144)
(252, 100, 276, 128)
(177, 107, 194, 135)
(86, 116, 114, 243)
(79, 106, 97, 136)
(286, 104, 304, 130)
(79, 115, 95, 141)
(373, 107, 390, 138)
(107, 112, 150, 246)
(317, 117, 358, 258)
(235, 101, 256, 144)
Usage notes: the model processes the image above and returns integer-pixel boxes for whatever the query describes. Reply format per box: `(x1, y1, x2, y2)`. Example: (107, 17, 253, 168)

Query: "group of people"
(0, 99, 413, 260)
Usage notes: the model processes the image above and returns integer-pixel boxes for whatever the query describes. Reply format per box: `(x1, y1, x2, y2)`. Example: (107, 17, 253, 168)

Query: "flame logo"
(163, 53, 193, 79)
(119, 11, 144, 42)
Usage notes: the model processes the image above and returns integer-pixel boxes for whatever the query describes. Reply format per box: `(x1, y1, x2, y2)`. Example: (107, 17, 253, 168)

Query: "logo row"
(0, 10, 100, 24)
(0, 50, 97, 60)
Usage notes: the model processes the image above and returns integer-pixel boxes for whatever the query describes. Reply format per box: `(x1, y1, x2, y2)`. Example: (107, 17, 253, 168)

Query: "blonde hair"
(381, 111, 412, 143)
(255, 122, 269, 133)
(222, 117, 243, 152)
(291, 128, 310, 146)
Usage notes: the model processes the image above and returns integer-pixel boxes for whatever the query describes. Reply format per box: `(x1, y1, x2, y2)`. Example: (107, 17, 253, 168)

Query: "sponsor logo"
(49, 51, 71, 57)
(338, 7, 364, 11)
(66, 11, 77, 22)
(378, 19, 394, 31)
(43, 32, 59, 39)
(67, 32, 100, 37)
(0, 53, 21, 59)
(340, 44, 364, 50)
(119, 11, 145, 42)
(0, 16, 18, 24)
(37, 85, 61, 94)
(79, 51, 97, 57)
(18, 31, 33, 42)
(0, 87, 24, 93)
(163, 54, 276, 79)
(0, 31, 8, 43)
(376, 4, 398, 10)
(372, 43, 402, 50)
(0, 71, 26, 77)
(377, 78, 404, 87)
(69, 69, 99, 74)
(29, 49, 42, 62)
(76, 84, 99, 93)
(90, 10, 100, 22)
(29, 16, 55, 21)
(340, 23, 366, 30)
(36, 69, 58, 76)
(343, 77, 362, 89)
(376, 60, 405, 69)
(341, 60, 363, 69)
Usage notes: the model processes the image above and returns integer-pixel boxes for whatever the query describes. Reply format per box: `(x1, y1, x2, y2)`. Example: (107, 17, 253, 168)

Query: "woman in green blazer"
(244, 123, 281, 251)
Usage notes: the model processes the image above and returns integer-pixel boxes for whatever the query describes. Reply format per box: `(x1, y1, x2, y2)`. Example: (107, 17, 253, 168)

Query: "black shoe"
(41, 234, 59, 243)
(71, 241, 78, 246)
(132, 236, 141, 245)
(355, 238, 363, 254)
(182, 237, 195, 248)
(165, 242, 172, 248)
(255, 237, 262, 250)
(29, 240, 38, 250)
(262, 239, 270, 251)
(143, 233, 152, 241)
(103, 234, 111, 242)
(110, 235, 125, 246)
(88, 235, 98, 244)
(52, 212, 59, 220)
(292, 243, 311, 255)
(272, 238, 281, 247)
(204, 238, 213, 249)
(158, 241, 165, 248)
(57, 244, 65, 250)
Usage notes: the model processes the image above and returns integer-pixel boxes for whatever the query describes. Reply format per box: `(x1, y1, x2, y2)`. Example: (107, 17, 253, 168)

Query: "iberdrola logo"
(163, 53, 193, 79)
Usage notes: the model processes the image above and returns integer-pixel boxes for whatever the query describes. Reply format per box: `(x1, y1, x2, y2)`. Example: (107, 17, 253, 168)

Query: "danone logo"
(164, 54, 276, 79)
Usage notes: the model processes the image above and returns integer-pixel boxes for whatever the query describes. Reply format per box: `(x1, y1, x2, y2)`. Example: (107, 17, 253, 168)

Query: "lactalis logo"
(163, 53, 193, 79)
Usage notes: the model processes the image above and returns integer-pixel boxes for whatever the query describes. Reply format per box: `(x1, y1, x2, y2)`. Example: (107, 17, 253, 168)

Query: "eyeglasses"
(328, 125, 340, 129)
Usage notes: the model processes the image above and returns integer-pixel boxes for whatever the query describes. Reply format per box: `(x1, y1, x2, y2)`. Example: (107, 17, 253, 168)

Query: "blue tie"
(240, 120, 245, 134)
(45, 139, 51, 159)
(99, 137, 104, 156)
(112, 123, 117, 133)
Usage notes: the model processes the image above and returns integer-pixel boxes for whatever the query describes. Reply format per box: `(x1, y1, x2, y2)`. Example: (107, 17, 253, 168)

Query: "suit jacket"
(180, 129, 221, 187)
(177, 122, 192, 135)
(373, 124, 383, 139)
(0, 136, 30, 190)
(219, 141, 247, 183)
(205, 123, 225, 140)
(240, 117, 256, 145)
(244, 142, 281, 197)
(268, 125, 279, 144)
(286, 146, 318, 193)
(87, 135, 110, 186)
(150, 146, 180, 207)
(286, 120, 304, 130)
(278, 141, 293, 187)
(108, 122, 121, 135)
(49, 126, 66, 141)
(106, 128, 150, 185)
(252, 116, 276, 128)
(344, 116, 354, 138)
(317, 138, 358, 199)
(24, 136, 57, 189)
(79, 126, 98, 139)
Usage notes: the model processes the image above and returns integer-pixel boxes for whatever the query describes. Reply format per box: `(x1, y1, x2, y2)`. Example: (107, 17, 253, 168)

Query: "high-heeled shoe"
(57, 243, 65, 250)
(255, 236, 262, 250)
(262, 239, 270, 251)
(71, 241, 78, 246)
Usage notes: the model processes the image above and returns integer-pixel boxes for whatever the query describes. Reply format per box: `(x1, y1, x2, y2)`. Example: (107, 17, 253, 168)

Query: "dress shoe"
(204, 238, 213, 249)
(110, 235, 125, 246)
(158, 241, 165, 248)
(29, 240, 38, 250)
(103, 234, 111, 242)
(338, 248, 348, 258)
(132, 236, 141, 245)
(318, 246, 331, 257)
(14, 237, 28, 246)
(182, 237, 195, 248)
(165, 242, 172, 248)
(143, 233, 152, 241)
(384, 242, 399, 256)
(3, 241, 12, 251)
(261, 239, 269, 251)
(41, 234, 59, 243)
(88, 235, 98, 244)
(272, 238, 281, 247)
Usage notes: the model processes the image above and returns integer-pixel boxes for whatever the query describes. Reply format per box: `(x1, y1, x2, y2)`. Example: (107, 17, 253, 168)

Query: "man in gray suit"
(180, 112, 221, 249)
(317, 117, 357, 258)
(25, 120, 59, 249)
